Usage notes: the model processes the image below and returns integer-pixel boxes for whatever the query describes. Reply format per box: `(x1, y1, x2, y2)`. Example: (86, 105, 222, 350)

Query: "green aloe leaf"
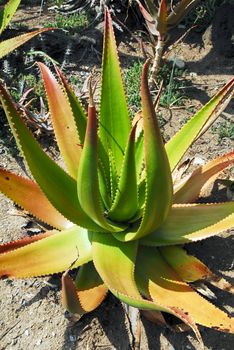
(141, 202, 234, 246)
(0, 0, 21, 34)
(114, 60, 173, 241)
(108, 124, 138, 222)
(0, 84, 101, 231)
(99, 7, 131, 174)
(166, 78, 234, 172)
(0, 226, 92, 278)
(77, 101, 126, 232)
(92, 232, 171, 312)
(0, 28, 51, 59)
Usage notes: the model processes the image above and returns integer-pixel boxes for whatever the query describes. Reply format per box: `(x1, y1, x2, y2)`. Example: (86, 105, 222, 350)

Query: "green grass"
(212, 121, 234, 141)
(124, 60, 186, 118)
(45, 12, 89, 32)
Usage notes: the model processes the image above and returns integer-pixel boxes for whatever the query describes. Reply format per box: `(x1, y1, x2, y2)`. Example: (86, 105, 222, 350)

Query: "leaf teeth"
(0, 232, 52, 254)
(0, 168, 71, 230)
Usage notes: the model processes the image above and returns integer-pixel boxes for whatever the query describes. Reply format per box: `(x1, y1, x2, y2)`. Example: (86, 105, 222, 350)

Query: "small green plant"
(0, 8, 233, 341)
(124, 60, 185, 113)
(45, 12, 89, 32)
(213, 121, 234, 141)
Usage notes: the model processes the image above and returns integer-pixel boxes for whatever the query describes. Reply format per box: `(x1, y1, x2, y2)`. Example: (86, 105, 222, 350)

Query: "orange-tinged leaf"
(62, 262, 107, 316)
(160, 246, 212, 282)
(160, 246, 234, 294)
(166, 78, 234, 172)
(0, 232, 52, 254)
(62, 273, 85, 316)
(0, 226, 92, 278)
(137, 247, 234, 333)
(55, 66, 87, 145)
(173, 151, 234, 203)
(0, 28, 52, 59)
(0, 168, 72, 229)
(75, 262, 108, 312)
(38, 62, 81, 179)
(142, 202, 234, 246)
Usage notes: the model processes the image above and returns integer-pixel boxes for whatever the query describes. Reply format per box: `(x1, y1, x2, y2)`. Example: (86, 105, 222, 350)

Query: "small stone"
(36, 339, 42, 346)
(24, 329, 29, 336)
(193, 156, 206, 165)
(189, 72, 198, 78)
(69, 335, 76, 342)
(51, 332, 55, 337)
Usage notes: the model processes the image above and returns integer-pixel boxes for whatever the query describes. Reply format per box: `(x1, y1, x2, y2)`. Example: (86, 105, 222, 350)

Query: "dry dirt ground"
(0, 3, 234, 350)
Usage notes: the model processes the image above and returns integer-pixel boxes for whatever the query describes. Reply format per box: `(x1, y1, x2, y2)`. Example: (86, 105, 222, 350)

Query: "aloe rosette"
(0, 8, 233, 338)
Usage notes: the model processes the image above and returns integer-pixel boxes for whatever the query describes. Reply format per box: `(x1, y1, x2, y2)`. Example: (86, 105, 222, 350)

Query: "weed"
(212, 121, 234, 141)
(124, 60, 186, 116)
(45, 12, 89, 33)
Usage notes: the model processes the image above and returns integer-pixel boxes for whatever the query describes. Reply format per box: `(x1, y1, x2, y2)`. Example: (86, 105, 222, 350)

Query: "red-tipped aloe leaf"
(137, 1, 157, 36)
(141, 202, 234, 246)
(0, 231, 52, 254)
(166, 78, 234, 172)
(108, 124, 138, 222)
(167, 0, 200, 27)
(0, 226, 92, 278)
(136, 247, 234, 333)
(0, 28, 52, 59)
(0, 84, 101, 231)
(55, 66, 87, 144)
(77, 103, 126, 232)
(0, 168, 71, 229)
(156, 0, 167, 38)
(115, 60, 173, 241)
(99, 8, 131, 173)
(174, 151, 234, 203)
(0, 0, 21, 34)
(55, 66, 111, 198)
(38, 62, 82, 179)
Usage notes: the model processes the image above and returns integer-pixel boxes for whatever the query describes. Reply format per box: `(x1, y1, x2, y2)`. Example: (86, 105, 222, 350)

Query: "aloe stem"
(149, 38, 165, 88)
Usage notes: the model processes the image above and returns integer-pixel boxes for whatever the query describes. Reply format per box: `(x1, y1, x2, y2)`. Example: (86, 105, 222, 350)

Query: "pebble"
(24, 329, 29, 336)
(36, 339, 42, 346)
(69, 335, 76, 342)
(189, 72, 198, 78)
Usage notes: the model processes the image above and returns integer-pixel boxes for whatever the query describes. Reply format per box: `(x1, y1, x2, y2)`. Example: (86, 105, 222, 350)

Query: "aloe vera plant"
(137, 0, 200, 86)
(0, 7, 233, 339)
